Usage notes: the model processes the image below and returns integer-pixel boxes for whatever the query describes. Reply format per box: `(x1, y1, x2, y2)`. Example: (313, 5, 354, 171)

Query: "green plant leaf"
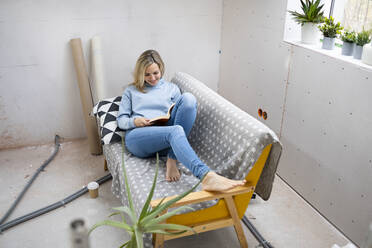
(119, 240, 131, 248)
(108, 211, 122, 218)
(139, 153, 160, 221)
(88, 220, 133, 235)
(108, 211, 126, 222)
(143, 206, 194, 227)
(341, 30, 356, 43)
(147, 229, 188, 236)
(140, 177, 203, 225)
(300, 0, 306, 12)
(148, 197, 166, 216)
(121, 139, 136, 214)
(128, 235, 136, 248)
(289, 0, 324, 24)
(319, 16, 343, 38)
(145, 223, 195, 233)
(356, 29, 372, 46)
(134, 229, 143, 248)
(113, 206, 137, 224)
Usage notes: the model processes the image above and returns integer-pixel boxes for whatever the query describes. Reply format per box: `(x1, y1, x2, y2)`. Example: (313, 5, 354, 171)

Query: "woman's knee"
(180, 93, 197, 109)
(169, 125, 185, 139)
(125, 133, 150, 158)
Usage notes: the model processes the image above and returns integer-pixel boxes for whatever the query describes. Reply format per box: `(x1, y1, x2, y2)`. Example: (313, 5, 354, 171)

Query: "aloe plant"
(356, 30, 372, 46)
(288, 0, 325, 25)
(318, 16, 343, 38)
(89, 140, 201, 248)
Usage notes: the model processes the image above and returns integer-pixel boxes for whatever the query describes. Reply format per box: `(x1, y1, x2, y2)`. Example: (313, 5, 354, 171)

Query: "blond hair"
(131, 50, 165, 92)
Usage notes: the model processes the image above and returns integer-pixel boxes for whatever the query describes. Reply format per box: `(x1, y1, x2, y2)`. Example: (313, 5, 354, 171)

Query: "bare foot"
(166, 158, 181, 182)
(201, 172, 246, 192)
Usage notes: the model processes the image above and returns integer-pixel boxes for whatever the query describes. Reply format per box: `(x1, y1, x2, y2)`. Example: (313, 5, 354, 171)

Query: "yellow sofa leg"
(225, 196, 248, 248)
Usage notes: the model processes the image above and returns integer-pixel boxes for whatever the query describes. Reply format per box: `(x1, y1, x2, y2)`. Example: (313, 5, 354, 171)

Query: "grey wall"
(219, 0, 372, 246)
(0, 0, 222, 149)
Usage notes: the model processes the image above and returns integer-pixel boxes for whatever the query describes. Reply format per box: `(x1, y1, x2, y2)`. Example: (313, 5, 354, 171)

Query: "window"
(284, 0, 372, 42)
(283, 0, 372, 68)
(331, 0, 372, 32)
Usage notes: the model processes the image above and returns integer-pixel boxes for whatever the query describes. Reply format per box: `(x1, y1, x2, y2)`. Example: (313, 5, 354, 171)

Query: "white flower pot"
(361, 43, 372, 66)
(353, 45, 363, 60)
(322, 37, 335, 50)
(341, 42, 355, 56)
(301, 23, 320, 45)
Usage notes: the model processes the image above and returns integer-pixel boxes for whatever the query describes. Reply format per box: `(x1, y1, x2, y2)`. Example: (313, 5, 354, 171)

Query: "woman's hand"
(134, 117, 151, 127)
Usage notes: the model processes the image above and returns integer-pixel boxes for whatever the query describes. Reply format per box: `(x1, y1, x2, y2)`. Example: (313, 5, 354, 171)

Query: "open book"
(149, 103, 175, 125)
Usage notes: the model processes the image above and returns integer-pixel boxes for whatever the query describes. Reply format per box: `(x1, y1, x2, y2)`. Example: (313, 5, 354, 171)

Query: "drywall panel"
(279, 45, 372, 245)
(219, 0, 289, 136)
(0, 0, 223, 148)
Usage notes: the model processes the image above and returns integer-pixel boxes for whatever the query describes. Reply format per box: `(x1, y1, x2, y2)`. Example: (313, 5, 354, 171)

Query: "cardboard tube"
(70, 38, 102, 155)
(91, 36, 106, 102)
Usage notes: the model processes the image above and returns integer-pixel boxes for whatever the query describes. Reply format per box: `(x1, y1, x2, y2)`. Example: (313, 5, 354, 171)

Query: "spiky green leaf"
(108, 211, 126, 222)
(88, 220, 133, 235)
(146, 229, 188, 235)
(121, 139, 135, 213)
(119, 240, 131, 248)
(143, 206, 194, 227)
(113, 206, 137, 224)
(148, 197, 166, 216)
(289, 0, 324, 24)
(139, 153, 160, 221)
(140, 176, 203, 225)
(134, 229, 143, 248)
(144, 223, 194, 233)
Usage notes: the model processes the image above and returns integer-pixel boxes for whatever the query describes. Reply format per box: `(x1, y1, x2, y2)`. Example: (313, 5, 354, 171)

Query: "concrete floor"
(0, 138, 352, 248)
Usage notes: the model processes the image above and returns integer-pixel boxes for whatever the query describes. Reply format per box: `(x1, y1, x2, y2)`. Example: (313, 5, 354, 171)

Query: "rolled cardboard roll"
(70, 38, 102, 155)
(91, 36, 106, 102)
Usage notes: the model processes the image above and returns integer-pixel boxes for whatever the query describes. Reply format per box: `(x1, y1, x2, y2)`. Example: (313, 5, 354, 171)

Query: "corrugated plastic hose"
(0, 135, 61, 226)
(0, 135, 112, 233)
(0, 173, 112, 233)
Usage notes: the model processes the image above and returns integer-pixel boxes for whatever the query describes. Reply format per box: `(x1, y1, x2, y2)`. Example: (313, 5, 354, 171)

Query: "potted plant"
(318, 16, 343, 50)
(354, 30, 372, 59)
(89, 141, 201, 248)
(289, 0, 325, 45)
(340, 30, 356, 56)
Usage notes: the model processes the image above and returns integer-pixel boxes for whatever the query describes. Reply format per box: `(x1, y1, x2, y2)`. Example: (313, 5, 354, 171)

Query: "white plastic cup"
(87, 182, 99, 198)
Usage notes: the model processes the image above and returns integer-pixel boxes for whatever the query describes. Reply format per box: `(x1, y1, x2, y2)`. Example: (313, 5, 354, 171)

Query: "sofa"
(93, 72, 282, 247)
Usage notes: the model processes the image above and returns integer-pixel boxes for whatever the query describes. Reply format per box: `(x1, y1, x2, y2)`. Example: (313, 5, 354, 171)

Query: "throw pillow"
(92, 96, 124, 145)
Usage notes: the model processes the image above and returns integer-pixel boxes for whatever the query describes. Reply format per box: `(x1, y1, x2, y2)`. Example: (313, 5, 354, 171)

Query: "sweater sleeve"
(117, 88, 136, 130)
(171, 83, 181, 103)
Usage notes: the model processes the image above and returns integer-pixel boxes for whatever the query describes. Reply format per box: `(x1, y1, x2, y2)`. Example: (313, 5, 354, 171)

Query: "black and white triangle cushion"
(92, 96, 124, 145)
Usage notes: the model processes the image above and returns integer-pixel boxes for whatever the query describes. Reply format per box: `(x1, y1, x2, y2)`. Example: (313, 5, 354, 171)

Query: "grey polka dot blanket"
(102, 72, 282, 246)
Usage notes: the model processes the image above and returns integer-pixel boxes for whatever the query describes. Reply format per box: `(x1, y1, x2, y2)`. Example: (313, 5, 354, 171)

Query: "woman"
(117, 50, 245, 191)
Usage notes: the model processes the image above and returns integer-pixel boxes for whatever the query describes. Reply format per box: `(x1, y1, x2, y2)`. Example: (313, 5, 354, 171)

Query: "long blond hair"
(131, 50, 165, 92)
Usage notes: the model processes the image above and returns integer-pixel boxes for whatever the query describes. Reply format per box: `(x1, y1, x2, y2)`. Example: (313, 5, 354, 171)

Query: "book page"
(149, 103, 175, 125)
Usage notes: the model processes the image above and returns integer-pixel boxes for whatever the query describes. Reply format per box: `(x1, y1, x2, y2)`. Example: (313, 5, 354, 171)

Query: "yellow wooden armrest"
(150, 184, 255, 209)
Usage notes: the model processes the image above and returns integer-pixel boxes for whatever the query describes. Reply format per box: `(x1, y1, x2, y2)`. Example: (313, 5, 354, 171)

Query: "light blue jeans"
(125, 93, 210, 179)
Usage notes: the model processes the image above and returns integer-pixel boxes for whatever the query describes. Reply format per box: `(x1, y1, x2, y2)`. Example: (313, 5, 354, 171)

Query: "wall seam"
(217, 0, 225, 94)
(279, 45, 293, 139)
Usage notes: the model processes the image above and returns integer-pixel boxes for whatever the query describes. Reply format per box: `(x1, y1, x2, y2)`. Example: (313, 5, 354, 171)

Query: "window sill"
(283, 39, 372, 72)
